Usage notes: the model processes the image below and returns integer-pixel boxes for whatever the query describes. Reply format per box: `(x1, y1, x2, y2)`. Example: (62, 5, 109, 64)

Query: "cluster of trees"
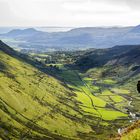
(45, 52, 73, 64)
(137, 81, 140, 93)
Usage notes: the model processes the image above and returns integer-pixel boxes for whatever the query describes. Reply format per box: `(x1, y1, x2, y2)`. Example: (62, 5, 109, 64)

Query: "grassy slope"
(110, 121, 140, 140)
(0, 46, 97, 139)
(56, 69, 127, 121)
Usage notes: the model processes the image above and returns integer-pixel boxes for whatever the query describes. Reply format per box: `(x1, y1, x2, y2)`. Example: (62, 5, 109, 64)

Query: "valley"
(28, 46, 140, 139)
(0, 40, 140, 140)
(1, 0, 140, 139)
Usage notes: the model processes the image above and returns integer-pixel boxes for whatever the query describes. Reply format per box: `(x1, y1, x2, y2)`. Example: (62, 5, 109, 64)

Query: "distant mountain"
(1, 25, 140, 51)
(129, 25, 140, 33)
(1, 28, 42, 38)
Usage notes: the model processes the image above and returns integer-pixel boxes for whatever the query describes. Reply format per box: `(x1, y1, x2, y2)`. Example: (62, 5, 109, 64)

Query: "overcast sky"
(0, 0, 140, 27)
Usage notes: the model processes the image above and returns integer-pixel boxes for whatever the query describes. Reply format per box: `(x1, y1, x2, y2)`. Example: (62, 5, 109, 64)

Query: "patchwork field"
(56, 67, 129, 121)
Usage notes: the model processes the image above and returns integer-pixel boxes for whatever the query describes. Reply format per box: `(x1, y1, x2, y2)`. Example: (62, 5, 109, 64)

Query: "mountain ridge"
(1, 25, 140, 51)
(75, 44, 140, 71)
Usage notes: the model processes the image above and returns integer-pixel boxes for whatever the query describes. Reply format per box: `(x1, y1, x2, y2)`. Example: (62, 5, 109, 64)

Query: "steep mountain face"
(0, 40, 17, 55)
(0, 41, 97, 140)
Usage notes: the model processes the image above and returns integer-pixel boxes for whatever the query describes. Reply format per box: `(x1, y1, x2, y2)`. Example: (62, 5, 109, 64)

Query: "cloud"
(0, 1, 17, 25)
(0, 0, 140, 26)
(62, 1, 130, 13)
(100, 0, 140, 10)
(126, 0, 140, 9)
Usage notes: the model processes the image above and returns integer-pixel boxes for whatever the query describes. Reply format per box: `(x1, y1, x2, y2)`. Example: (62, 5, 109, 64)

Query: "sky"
(0, 0, 140, 27)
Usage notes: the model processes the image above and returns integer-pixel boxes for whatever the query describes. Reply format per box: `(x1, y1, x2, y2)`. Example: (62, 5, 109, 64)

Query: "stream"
(118, 98, 140, 135)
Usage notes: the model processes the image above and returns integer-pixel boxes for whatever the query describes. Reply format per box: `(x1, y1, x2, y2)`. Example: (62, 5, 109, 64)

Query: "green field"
(56, 68, 128, 121)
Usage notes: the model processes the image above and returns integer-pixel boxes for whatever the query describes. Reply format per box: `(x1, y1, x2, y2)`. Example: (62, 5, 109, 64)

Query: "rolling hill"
(75, 45, 140, 71)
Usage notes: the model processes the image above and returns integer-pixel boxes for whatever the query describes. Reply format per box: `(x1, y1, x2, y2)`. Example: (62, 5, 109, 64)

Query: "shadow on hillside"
(0, 61, 7, 73)
(0, 40, 64, 82)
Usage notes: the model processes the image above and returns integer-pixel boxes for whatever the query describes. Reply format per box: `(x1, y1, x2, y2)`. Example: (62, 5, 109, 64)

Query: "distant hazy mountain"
(1, 28, 44, 40)
(130, 25, 140, 33)
(1, 25, 140, 51)
(5, 28, 40, 36)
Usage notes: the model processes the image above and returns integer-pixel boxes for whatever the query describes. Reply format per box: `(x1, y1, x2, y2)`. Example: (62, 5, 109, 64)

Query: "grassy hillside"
(75, 45, 140, 70)
(0, 41, 97, 140)
(120, 121, 140, 140)
(110, 120, 140, 140)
